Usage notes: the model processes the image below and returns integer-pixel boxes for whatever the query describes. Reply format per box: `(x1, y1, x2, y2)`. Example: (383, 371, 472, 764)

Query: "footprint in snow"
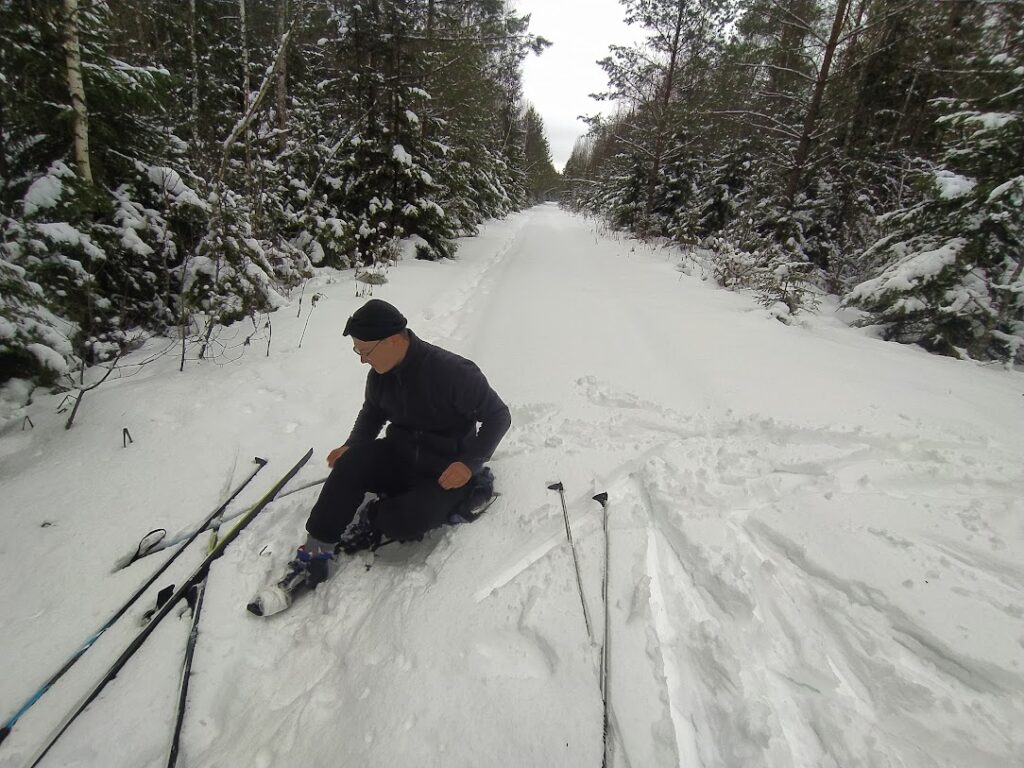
(468, 630, 555, 680)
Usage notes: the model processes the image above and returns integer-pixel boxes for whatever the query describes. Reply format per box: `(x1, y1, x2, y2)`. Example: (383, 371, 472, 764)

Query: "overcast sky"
(514, 0, 640, 172)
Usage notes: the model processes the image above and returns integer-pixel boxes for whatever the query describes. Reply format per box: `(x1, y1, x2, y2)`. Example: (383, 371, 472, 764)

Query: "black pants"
(305, 438, 473, 543)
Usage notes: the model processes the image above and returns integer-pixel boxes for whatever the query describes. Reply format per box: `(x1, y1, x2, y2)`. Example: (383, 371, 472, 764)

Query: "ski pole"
(0, 456, 268, 749)
(547, 482, 593, 642)
(24, 448, 312, 768)
(115, 459, 277, 569)
(167, 500, 225, 767)
(166, 579, 207, 768)
(593, 491, 612, 768)
(278, 475, 328, 499)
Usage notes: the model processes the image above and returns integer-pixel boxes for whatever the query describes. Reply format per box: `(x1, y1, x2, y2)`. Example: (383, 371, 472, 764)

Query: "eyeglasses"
(352, 339, 384, 358)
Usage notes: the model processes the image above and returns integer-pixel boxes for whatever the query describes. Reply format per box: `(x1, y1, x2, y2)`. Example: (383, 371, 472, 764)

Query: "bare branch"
(609, 132, 657, 160)
(836, 0, 921, 47)
(64, 351, 124, 430)
(736, 62, 816, 83)
(218, 21, 296, 185)
(709, 110, 804, 140)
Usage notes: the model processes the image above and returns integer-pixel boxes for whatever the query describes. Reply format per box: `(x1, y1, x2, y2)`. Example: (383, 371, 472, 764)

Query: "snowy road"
(1, 205, 1023, 767)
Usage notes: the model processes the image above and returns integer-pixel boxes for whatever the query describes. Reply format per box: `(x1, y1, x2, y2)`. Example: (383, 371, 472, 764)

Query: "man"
(249, 299, 510, 616)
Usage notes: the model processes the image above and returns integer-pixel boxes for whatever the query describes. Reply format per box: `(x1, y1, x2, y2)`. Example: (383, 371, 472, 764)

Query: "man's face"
(352, 335, 400, 373)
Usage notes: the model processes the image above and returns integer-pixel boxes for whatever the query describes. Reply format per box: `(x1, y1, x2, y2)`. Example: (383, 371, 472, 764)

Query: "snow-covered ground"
(1, 204, 1022, 768)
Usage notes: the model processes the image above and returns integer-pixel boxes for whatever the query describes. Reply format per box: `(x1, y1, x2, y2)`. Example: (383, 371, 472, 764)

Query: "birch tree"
(63, 0, 93, 183)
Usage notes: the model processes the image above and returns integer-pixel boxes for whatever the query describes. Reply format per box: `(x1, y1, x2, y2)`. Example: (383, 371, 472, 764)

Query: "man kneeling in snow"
(251, 299, 510, 615)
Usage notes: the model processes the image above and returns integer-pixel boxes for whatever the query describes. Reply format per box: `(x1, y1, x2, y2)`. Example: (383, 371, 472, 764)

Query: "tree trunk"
(0, 47, 9, 213)
(646, 0, 686, 219)
(63, 0, 93, 183)
(835, 0, 873, 156)
(189, 0, 200, 162)
(785, 0, 850, 204)
(239, 0, 260, 229)
(767, 0, 814, 107)
(276, 0, 289, 153)
(389, 0, 402, 241)
(240, 0, 252, 175)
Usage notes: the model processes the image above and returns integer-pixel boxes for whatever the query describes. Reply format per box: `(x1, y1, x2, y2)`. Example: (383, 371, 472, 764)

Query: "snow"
(242, 262, 288, 309)
(419, 198, 444, 217)
(6, 311, 76, 360)
(937, 112, 1017, 131)
(306, 239, 326, 265)
(398, 235, 431, 261)
(392, 144, 413, 166)
(33, 222, 107, 262)
(140, 163, 209, 210)
(963, 112, 1015, 130)
(109, 59, 169, 78)
(25, 342, 69, 374)
(1, 206, 1022, 768)
(933, 169, 976, 200)
(120, 226, 154, 257)
(0, 378, 34, 425)
(22, 162, 74, 217)
(847, 237, 967, 301)
(988, 175, 1024, 203)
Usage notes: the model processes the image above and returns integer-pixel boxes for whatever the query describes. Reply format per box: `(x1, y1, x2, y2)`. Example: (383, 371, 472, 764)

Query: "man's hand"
(327, 445, 349, 468)
(438, 461, 472, 490)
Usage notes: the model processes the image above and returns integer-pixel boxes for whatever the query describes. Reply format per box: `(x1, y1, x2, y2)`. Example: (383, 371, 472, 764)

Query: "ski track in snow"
(1, 206, 1022, 767)
(601, 424, 1024, 768)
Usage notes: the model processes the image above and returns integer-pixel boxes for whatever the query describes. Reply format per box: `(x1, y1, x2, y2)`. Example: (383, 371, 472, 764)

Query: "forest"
(564, 0, 1023, 364)
(3, 0, 1021, 403)
(0, 0, 560, 390)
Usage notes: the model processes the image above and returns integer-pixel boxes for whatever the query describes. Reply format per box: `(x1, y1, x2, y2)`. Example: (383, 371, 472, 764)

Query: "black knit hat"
(343, 299, 408, 341)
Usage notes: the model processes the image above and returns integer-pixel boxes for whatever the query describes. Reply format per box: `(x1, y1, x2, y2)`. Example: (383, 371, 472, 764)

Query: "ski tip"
(246, 585, 292, 617)
(0, 726, 10, 746)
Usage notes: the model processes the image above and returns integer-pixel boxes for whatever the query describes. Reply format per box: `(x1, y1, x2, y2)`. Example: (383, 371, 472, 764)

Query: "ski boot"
(246, 535, 336, 617)
(448, 467, 497, 525)
(337, 505, 383, 554)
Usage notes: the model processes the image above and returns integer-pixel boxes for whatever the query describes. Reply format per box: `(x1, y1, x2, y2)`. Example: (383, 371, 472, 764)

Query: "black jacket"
(345, 331, 511, 474)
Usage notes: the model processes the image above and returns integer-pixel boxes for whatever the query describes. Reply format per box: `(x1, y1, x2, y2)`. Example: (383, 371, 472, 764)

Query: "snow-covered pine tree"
(652, 132, 700, 241)
(1, 0, 555, 404)
(423, 0, 548, 244)
(845, 7, 1023, 363)
(1, 0, 179, 377)
(1, 5, 78, 386)
(596, 0, 730, 232)
(490, 7, 536, 215)
(523, 105, 561, 203)
(180, 0, 310, 352)
(604, 152, 652, 234)
(688, 143, 752, 239)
